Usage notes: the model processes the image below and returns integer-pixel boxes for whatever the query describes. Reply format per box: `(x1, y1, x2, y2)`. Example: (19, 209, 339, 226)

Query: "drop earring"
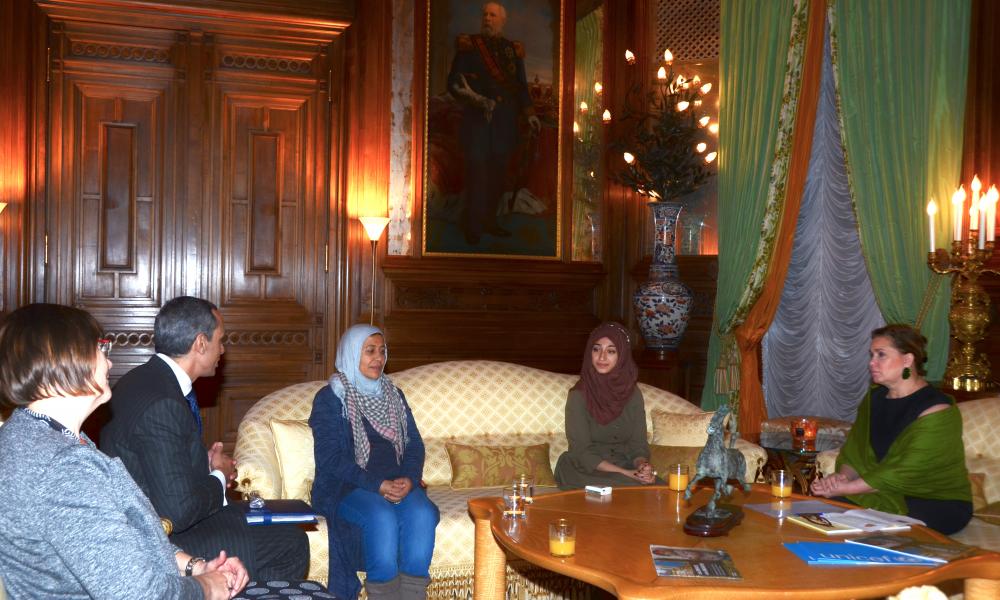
(902, 367, 911, 380)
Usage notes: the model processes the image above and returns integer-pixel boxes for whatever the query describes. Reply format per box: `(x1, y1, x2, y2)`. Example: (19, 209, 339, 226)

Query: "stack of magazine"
(784, 534, 973, 566)
(785, 509, 921, 536)
(648, 545, 741, 579)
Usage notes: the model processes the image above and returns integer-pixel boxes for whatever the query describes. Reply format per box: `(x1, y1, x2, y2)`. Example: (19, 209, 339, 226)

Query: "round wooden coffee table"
(467, 485, 1000, 600)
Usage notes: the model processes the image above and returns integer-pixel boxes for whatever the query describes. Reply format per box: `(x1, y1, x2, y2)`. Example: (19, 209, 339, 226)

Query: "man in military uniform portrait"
(447, 2, 542, 245)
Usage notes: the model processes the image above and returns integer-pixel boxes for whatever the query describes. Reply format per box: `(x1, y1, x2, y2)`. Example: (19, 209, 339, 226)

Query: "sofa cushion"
(967, 456, 1000, 504)
(976, 501, 1000, 526)
(270, 419, 314, 502)
(648, 444, 702, 477)
(650, 410, 715, 446)
(445, 442, 556, 489)
(970, 472, 988, 511)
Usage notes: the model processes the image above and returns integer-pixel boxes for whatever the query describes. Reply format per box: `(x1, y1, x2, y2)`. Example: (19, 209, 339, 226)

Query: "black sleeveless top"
(868, 385, 950, 461)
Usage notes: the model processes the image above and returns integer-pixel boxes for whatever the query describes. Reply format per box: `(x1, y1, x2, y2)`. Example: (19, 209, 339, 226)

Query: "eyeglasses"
(98, 338, 113, 359)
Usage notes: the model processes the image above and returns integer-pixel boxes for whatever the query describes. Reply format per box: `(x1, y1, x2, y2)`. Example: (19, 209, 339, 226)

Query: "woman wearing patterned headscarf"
(309, 324, 439, 600)
(554, 322, 658, 490)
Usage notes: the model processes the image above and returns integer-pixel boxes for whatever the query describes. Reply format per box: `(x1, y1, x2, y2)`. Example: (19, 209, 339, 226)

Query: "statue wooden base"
(683, 504, 744, 537)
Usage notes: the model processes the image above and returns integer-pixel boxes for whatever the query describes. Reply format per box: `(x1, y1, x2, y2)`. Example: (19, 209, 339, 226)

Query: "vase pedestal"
(635, 349, 690, 398)
(634, 201, 693, 353)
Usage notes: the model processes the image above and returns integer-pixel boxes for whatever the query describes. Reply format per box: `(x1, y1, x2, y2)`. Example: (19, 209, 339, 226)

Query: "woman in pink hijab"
(554, 322, 658, 489)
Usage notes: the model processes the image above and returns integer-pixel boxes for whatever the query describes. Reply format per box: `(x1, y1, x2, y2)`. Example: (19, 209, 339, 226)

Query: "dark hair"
(0, 304, 105, 408)
(871, 323, 928, 376)
(154, 296, 219, 357)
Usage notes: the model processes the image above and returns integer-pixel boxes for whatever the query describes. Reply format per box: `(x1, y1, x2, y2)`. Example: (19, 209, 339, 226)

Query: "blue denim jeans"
(336, 486, 439, 582)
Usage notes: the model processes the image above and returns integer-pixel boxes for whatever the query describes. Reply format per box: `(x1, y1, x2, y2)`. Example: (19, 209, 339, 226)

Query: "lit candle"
(698, 116, 710, 127)
(972, 176, 982, 228)
(676, 101, 690, 112)
(623, 152, 635, 165)
(601, 109, 611, 123)
(952, 187, 966, 242)
(699, 82, 712, 94)
(980, 194, 989, 249)
(624, 49, 636, 65)
(704, 151, 717, 164)
(663, 49, 674, 64)
(579, 101, 588, 114)
(927, 199, 937, 252)
(708, 122, 719, 135)
(988, 186, 999, 241)
(572, 121, 580, 134)
(656, 66, 667, 80)
(696, 142, 707, 153)
(593, 81, 603, 95)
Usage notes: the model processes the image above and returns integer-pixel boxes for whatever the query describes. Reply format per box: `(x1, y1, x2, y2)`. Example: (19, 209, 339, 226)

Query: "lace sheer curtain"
(762, 25, 883, 422)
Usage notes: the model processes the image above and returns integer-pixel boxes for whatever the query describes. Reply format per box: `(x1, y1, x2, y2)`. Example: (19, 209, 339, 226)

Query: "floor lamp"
(359, 216, 390, 325)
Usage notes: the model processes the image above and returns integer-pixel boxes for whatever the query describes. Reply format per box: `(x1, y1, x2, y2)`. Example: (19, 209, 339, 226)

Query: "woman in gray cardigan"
(0, 304, 248, 599)
(554, 322, 659, 489)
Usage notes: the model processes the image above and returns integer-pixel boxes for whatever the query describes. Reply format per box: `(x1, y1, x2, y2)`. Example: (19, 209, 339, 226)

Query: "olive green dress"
(554, 387, 652, 489)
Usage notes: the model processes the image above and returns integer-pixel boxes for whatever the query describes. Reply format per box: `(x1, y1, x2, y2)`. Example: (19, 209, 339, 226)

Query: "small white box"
(584, 485, 612, 496)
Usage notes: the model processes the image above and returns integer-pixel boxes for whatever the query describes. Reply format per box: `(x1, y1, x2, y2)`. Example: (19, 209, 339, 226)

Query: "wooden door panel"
(66, 81, 166, 307)
(223, 96, 308, 303)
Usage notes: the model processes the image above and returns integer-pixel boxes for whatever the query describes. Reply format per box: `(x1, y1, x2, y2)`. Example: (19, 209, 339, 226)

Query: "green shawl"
(836, 387, 971, 514)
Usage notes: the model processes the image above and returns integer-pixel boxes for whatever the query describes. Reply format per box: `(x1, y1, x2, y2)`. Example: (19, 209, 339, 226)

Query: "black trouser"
(171, 503, 310, 581)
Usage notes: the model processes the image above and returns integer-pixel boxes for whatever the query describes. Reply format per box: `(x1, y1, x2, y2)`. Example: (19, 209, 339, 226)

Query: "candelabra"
(927, 233, 998, 391)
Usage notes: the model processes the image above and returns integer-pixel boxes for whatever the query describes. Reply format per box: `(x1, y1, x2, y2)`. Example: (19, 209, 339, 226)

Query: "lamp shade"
(359, 216, 390, 241)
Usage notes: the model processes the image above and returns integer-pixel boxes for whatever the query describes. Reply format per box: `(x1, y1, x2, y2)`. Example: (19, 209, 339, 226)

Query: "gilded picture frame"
(420, 0, 564, 259)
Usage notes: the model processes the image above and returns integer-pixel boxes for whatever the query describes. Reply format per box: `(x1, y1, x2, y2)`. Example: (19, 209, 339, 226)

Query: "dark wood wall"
(0, 0, 718, 448)
(0, 0, 356, 446)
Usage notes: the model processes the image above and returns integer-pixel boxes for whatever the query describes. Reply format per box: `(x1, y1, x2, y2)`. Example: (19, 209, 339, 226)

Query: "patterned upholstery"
(815, 395, 1000, 551)
(233, 360, 768, 592)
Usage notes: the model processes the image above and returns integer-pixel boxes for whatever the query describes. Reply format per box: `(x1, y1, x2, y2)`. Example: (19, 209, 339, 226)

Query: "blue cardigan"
(309, 384, 426, 600)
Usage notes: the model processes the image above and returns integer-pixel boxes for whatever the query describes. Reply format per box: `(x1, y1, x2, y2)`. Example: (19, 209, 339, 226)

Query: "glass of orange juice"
(667, 464, 690, 492)
(770, 469, 792, 498)
(549, 519, 576, 557)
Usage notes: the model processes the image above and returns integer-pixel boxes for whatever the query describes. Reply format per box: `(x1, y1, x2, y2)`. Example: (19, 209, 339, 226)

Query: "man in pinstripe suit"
(101, 296, 309, 581)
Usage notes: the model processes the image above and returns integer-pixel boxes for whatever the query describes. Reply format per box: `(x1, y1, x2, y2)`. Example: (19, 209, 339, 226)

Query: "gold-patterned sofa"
(233, 360, 767, 597)
(817, 395, 1000, 552)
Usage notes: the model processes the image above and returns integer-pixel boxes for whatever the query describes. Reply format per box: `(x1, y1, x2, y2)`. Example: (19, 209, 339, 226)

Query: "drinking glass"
(515, 473, 534, 504)
(549, 519, 575, 557)
(502, 486, 525, 518)
(667, 463, 690, 492)
(770, 469, 792, 498)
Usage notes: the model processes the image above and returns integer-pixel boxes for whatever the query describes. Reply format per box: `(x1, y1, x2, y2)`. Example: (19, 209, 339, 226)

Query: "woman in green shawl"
(810, 324, 972, 534)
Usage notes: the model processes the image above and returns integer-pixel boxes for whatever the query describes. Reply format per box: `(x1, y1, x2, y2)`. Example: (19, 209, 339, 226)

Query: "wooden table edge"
(467, 488, 1000, 600)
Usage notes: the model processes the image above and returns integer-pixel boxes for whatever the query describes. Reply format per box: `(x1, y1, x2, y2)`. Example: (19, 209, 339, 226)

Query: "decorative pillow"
(445, 442, 556, 489)
(648, 444, 702, 477)
(269, 419, 315, 502)
(974, 501, 1000, 526)
(969, 472, 987, 512)
(650, 410, 715, 447)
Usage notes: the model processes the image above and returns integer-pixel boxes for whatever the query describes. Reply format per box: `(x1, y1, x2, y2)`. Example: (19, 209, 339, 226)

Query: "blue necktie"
(185, 389, 203, 435)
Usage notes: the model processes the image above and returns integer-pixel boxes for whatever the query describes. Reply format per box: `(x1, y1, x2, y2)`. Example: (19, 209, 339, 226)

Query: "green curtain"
(832, 0, 970, 379)
(701, 0, 800, 409)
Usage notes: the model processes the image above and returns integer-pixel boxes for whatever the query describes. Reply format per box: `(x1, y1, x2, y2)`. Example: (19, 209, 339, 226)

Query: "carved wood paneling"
(32, 2, 349, 448)
(52, 44, 170, 309)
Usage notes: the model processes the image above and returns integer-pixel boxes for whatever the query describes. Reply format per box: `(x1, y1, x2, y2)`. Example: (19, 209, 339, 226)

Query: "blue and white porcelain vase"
(633, 201, 693, 353)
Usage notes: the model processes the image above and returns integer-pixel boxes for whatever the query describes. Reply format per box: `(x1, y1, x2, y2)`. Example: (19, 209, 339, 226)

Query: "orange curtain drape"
(735, 0, 828, 435)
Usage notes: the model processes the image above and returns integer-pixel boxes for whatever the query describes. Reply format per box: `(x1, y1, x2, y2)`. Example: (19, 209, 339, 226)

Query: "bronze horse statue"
(684, 404, 750, 516)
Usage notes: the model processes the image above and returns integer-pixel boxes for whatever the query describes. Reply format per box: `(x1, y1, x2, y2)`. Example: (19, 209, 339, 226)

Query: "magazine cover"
(783, 541, 939, 566)
(649, 545, 741, 579)
(845, 534, 974, 564)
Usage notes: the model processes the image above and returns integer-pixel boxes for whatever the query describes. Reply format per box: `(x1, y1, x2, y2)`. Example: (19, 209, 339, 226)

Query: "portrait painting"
(422, 0, 563, 258)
